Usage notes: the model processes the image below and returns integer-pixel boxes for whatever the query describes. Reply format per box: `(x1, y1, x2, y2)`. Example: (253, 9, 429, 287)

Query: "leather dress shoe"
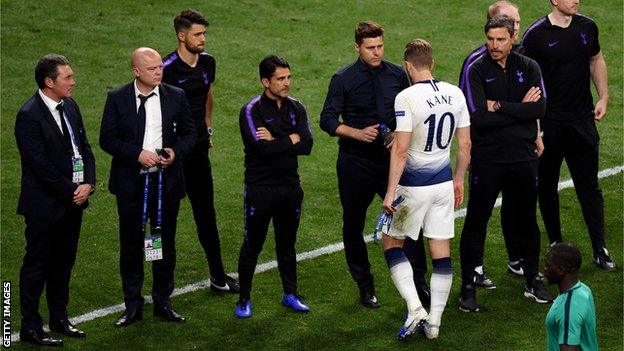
(360, 291, 381, 309)
(20, 329, 63, 347)
(50, 318, 86, 338)
(154, 305, 186, 323)
(115, 308, 142, 328)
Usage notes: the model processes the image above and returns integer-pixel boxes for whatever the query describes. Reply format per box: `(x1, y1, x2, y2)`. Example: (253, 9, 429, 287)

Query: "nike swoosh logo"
(178, 78, 190, 84)
(548, 41, 559, 47)
(485, 77, 496, 83)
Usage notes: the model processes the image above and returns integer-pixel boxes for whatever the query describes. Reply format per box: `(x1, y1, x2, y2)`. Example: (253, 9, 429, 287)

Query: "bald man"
(100, 47, 197, 327)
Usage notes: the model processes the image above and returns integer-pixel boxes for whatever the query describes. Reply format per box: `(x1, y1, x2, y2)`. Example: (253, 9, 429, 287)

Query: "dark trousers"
(337, 151, 427, 294)
(460, 161, 540, 286)
(116, 172, 181, 309)
(19, 207, 82, 332)
(238, 184, 303, 300)
(538, 119, 605, 252)
(183, 139, 226, 281)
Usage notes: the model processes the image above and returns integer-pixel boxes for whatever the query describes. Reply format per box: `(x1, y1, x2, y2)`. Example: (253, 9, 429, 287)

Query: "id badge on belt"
(72, 155, 84, 184)
(144, 234, 163, 261)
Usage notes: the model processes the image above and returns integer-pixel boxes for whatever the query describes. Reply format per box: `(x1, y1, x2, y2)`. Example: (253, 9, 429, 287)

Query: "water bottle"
(372, 196, 405, 244)
(379, 123, 393, 146)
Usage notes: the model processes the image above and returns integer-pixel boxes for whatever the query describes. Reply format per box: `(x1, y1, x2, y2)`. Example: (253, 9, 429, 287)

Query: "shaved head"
(131, 47, 161, 68)
(131, 47, 163, 92)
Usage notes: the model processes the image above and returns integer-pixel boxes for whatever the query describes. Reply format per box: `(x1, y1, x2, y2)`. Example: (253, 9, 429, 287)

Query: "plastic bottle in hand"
(379, 123, 394, 146)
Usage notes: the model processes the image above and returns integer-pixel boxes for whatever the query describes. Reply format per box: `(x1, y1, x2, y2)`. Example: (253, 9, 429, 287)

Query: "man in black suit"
(100, 47, 197, 327)
(15, 54, 96, 346)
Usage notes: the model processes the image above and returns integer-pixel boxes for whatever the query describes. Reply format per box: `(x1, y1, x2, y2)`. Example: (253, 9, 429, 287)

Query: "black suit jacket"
(99, 82, 197, 200)
(15, 93, 96, 220)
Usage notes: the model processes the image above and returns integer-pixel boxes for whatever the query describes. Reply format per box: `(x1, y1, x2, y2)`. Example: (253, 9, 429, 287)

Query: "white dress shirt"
(134, 81, 162, 153)
(38, 89, 64, 133)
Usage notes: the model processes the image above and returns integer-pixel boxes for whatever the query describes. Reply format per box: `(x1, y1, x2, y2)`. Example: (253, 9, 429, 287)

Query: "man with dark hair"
(544, 242, 599, 350)
(16, 53, 95, 346)
(458, 1, 542, 289)
(522, 0, 615, 271)
(459, 15, 554, 312)
(162, 8, 239, 294)
(320, 20, 429, 309)
(383, 39, 471, 340)
(100, 47, 197, 327)
(235, 55, 313, 318)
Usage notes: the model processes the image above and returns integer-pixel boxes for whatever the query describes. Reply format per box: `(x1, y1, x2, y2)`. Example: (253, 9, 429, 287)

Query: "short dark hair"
(404, 39, 433, 70)
(259, 55, 290, 80)
(484, 14, 515, 37)
(547, 242, 582, 274)
(354, 21, 384, 45)
(174, 9, 209, 33)
(487, 1, 518, 19)
(35, 54, 70, 89)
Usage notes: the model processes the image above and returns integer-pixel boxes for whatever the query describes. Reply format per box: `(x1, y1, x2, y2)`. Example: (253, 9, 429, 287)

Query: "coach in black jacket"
(15, 54, 95, 346)
(100, 47, 197, 327)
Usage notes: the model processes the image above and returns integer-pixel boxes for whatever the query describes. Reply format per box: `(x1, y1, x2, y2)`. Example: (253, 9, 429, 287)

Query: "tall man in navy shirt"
(459, 16, 553, 313)
(235, 56, 313, 318)
(162, 9, 239, 293)
(522, 0, 615, 271)
(320, 21, 428, 309)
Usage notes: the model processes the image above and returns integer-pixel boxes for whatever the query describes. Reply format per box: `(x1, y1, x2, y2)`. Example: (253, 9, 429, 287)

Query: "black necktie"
(56, 103, 72, 146)
(137, 92, 156, 146)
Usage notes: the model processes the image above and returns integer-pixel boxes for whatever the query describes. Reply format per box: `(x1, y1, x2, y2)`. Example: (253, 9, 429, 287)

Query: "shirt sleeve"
(290, 102, 313, 155)
(455, 90, 471, 128)
(239, 101, 293, 155)
(394, 92, 413, 132)
(319, 73, 344, 136)
(589, 20, 601, 57)
(557, 301, 585, 346)
(465, 64, 516, 128)
(497, 60, 546, 120)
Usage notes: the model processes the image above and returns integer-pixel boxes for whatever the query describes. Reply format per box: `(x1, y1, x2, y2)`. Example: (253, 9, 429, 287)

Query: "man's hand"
(522, 86, 541, 102)
(382, 193, 396, 214)
(159, 148, 175, 168)
(358, 124, 379, 143)
(594, 98, 608, 120)
(487, 100, 496, 112)
(535, 136, 545, 157)
(256, 127, 274, 141)
(453, 178, 464, 208)
(138, 150, 160, 168)
(73, 184, 92, 205)
(289, 133, 301, 145)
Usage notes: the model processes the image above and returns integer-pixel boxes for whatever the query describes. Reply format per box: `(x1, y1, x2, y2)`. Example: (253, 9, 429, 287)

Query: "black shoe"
(20, 329, 63, 347)
(154, 305, 186, 323)
(359, 291, 380, 309)
(210, 275, 240, 293)
(49, 318, 86, 338)
(593, 247, 616, 271)
(507, 260, 525, 277)
(473, 270, 496, 289)
(459, 284, 479, 312)
(416, 283, 431, 308)
(114, 307, 142, 328)
(524, 276, 554, 303)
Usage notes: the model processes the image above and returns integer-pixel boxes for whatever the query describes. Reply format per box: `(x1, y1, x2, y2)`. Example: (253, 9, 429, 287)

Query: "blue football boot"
(281, 294, 310, 312)
(235, 299, 252, 318)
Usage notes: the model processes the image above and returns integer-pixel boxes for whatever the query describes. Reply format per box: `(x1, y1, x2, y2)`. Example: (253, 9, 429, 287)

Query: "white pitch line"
(10, 165, 623, 342)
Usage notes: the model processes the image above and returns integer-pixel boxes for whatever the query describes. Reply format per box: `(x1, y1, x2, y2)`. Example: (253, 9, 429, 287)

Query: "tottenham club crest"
(516, 70, 524, 83)
(580, 32, 588, 45)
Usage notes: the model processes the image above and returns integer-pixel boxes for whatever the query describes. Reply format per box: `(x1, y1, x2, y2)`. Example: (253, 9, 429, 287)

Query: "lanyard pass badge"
(143, 168, 164, 262)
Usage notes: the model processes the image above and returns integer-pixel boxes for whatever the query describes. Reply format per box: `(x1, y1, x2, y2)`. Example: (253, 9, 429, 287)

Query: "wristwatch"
(207, 127, 214, 137)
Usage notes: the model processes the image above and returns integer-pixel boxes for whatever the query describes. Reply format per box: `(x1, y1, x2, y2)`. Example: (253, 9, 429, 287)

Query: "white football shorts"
(388, 180, 454, 241)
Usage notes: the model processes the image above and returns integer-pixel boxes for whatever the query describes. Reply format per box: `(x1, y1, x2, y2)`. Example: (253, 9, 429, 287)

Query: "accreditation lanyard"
(61, 112, 84, 184)
(143, 167, 164, 261)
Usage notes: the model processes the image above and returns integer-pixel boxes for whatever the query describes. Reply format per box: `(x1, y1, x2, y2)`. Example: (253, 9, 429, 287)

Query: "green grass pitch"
(1, 0, 622, 350)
